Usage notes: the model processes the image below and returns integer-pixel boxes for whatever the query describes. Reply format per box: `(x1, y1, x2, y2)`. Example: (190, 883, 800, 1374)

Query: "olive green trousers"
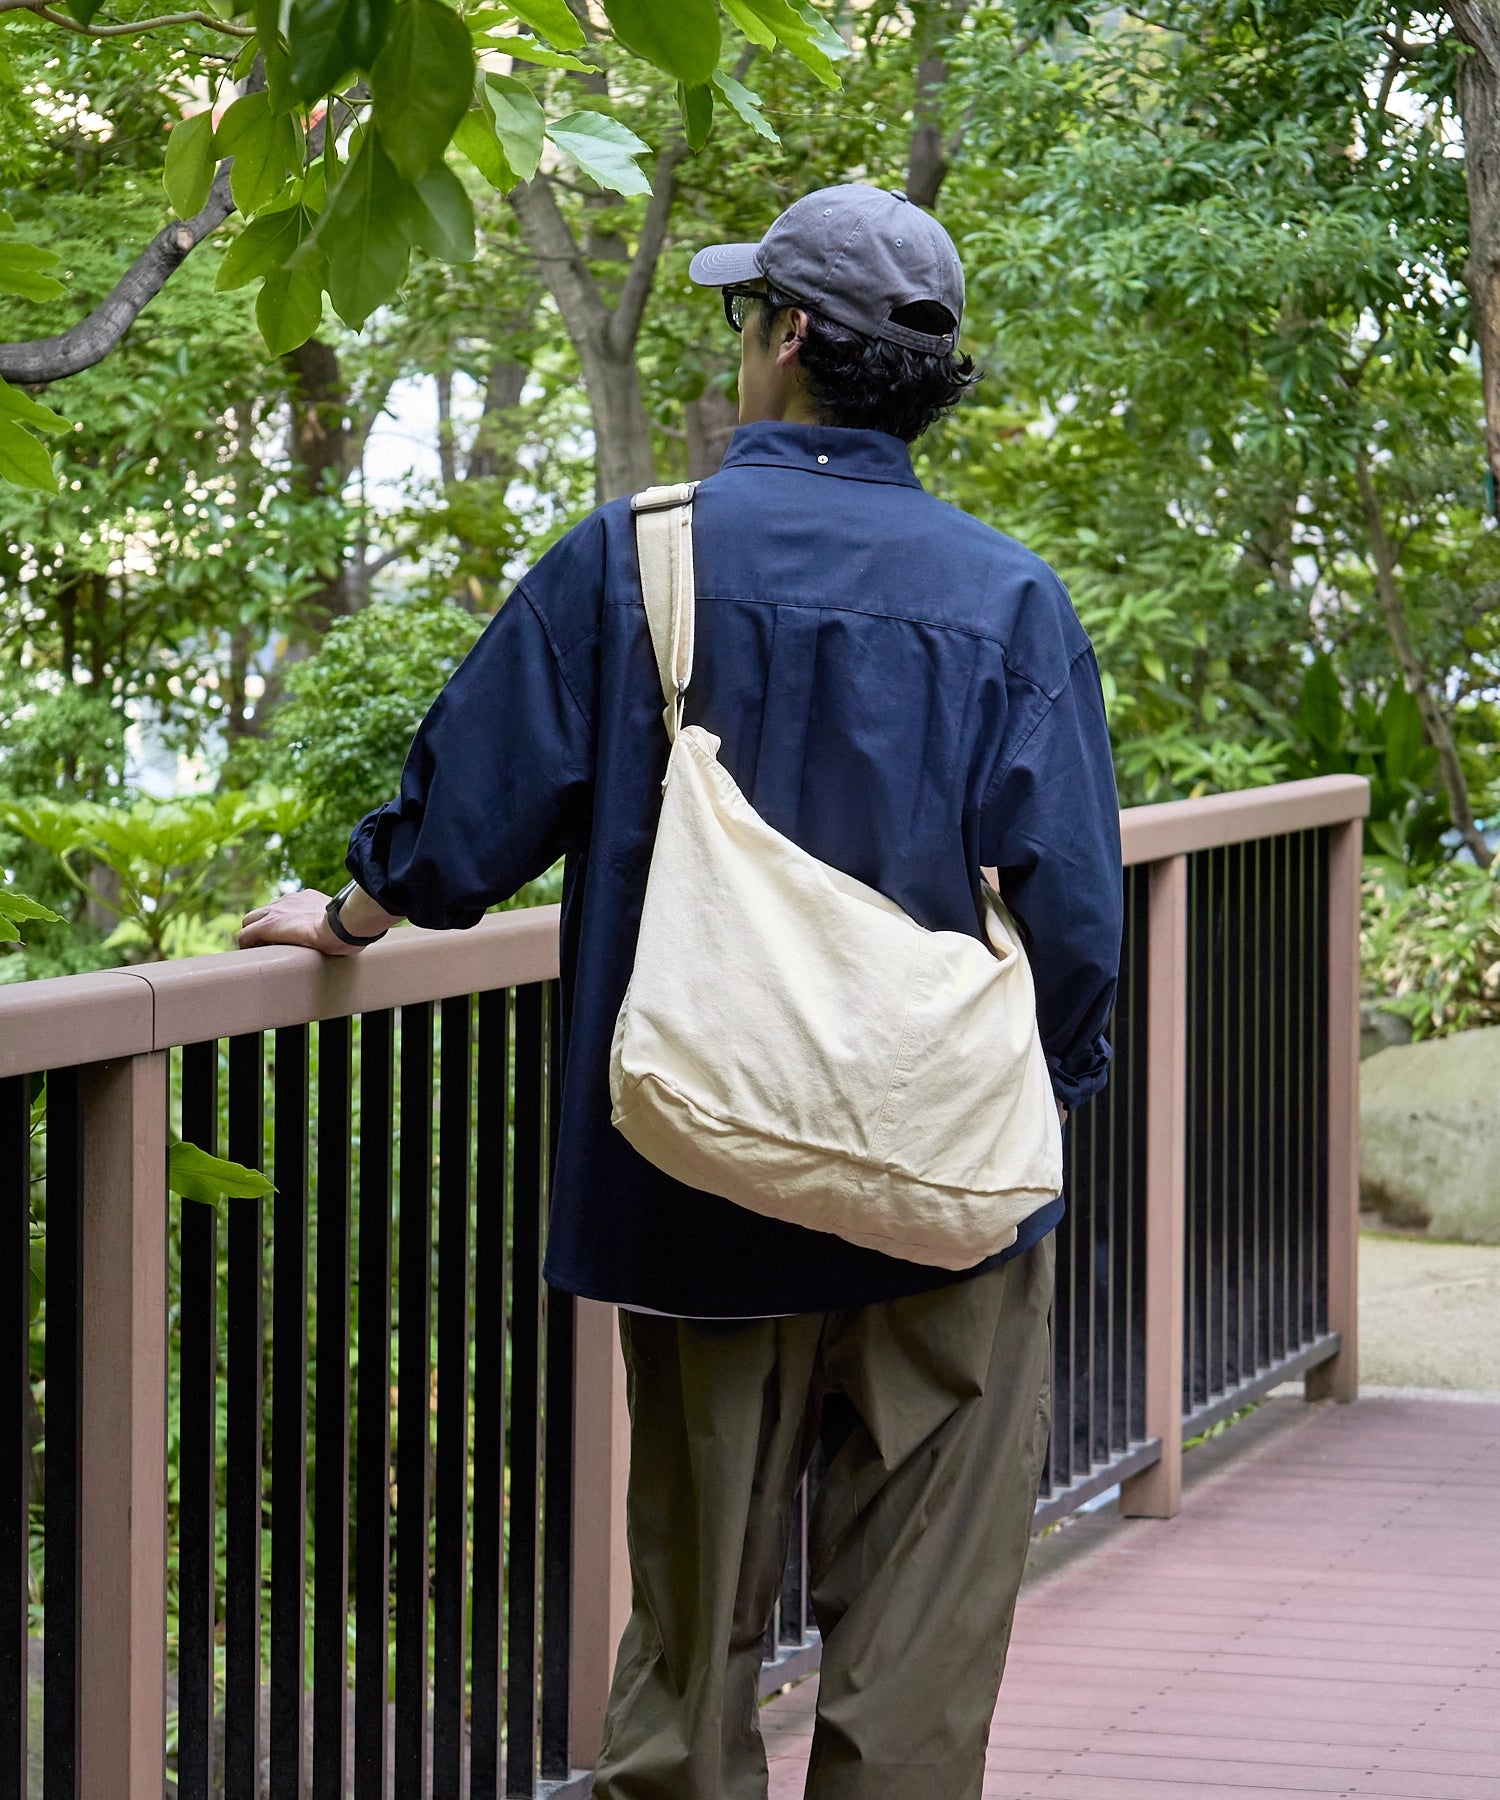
(591, 1236, 1055, 1800)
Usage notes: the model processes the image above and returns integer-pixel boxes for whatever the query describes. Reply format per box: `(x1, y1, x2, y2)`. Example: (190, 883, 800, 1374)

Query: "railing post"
(77, 1052, 168, 1800)
(1307, 818, 1361, 1403)
(1120, 855, 1187, 1520)
(570, 1298, 632, 1770)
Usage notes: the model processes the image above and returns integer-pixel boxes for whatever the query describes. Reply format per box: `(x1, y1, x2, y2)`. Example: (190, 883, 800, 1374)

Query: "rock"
(1360, 1025, 1500, 1244)
(1360, 1000, 1412, 1062)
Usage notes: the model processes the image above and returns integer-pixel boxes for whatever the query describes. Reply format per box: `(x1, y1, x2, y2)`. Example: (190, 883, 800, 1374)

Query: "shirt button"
(817, 454, 829, 464)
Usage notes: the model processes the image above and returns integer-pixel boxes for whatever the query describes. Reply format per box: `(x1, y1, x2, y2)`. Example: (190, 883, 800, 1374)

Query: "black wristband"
(325, 881, 388, 947)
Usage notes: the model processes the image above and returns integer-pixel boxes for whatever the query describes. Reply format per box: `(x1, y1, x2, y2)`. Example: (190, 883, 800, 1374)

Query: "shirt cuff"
(1047, 1038, 1113, 1113)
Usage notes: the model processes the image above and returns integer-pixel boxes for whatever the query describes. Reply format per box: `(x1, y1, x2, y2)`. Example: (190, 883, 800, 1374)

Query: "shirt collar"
(718, 420, 923, 488)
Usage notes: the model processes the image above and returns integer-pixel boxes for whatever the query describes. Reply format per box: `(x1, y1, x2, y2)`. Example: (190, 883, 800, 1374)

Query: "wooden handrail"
(0, 774, 1372, 1079)
(1120, 773, 1368, 866)
(0, 905, 561, 1078)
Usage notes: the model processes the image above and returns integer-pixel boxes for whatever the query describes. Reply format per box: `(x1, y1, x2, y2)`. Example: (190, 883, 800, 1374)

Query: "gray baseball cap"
(688, 184, 965, 354)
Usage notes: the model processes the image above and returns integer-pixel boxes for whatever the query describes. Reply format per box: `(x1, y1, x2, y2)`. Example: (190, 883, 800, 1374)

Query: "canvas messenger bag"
(608, 482, 1064, 1271)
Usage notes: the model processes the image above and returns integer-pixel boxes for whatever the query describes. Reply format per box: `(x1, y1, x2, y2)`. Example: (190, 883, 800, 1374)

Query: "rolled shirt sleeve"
(982, 644, 1123, 1112)
(346, 583, 594, 930)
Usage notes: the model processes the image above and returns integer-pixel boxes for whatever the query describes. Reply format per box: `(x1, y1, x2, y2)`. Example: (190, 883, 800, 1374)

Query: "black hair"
(755, 282, 980, 442)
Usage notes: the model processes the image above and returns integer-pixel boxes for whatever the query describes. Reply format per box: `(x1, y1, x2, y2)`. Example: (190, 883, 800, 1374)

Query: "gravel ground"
(1359, 1229, 1500, 1392)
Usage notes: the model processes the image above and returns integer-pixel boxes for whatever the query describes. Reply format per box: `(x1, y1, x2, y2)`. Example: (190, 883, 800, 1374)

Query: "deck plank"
(757, 1394, 1500, 1798)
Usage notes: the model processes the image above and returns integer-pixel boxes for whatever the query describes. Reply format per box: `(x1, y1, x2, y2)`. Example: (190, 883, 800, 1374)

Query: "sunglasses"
(723, 283, 776, 333)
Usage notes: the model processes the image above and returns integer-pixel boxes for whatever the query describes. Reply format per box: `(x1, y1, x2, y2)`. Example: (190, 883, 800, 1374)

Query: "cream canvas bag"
(609, 483, 1064, 1271)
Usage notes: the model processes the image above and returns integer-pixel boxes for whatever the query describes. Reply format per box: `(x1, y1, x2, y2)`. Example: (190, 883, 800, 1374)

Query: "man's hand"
(1057, 1100, 1068, 1130)
(239, 890, 361, 957)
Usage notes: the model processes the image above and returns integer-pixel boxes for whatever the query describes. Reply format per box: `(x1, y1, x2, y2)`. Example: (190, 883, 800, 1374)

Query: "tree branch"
(507, 172, 610, 342)
(1447, 0, 1500, 72)
(0, 85, 357, 386)
(1355, 452, 1493, 865)
(608, 139, 688, 357)
(0, 0, 253, 34)
(0, 163, 235, 383)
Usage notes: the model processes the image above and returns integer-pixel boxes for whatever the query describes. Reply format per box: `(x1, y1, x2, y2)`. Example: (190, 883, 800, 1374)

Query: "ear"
(775, 305, 809, 368)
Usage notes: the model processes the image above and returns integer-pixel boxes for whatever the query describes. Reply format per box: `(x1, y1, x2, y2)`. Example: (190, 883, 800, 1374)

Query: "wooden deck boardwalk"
(761, 1393, 1500, 1799)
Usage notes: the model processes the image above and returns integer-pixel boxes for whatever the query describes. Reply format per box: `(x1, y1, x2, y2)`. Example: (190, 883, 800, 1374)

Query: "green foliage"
(0, 788, 308, 960)
(545, 112, 654, 196)
(0, 888, 60, 945)
(167, 1139, 275, 1207)
(1363, 859, 1500, 1039)
(248, 598, 485, 890)
(1290, 656, 1450, 873)
(940, 0, 1496, 819)
(0, 209, 67, 491)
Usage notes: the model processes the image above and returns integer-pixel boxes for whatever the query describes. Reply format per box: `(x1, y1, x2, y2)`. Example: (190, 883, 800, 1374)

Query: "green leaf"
(1299, 653, 1343, 752)
(1380, 683, 1426, 783)
(481, 74, 544, 182)
(372, 0, 475, 181)
(257, 262, 326, 354)
(0, 889, 61, 941)
(216, 92, 302, 215)
(0, 380, 65, 435)
(0, 209, 13, 232)
(726, 0, 844, 87)
(677, 81, 713, 152)
(602, 0, 719, 84)
(492, 39, 598, 68)
(719, 0, 774, 47)
(399, 163, 476, 261)
(289, 0, 394, 99)
(163, 110, 218, 219)
(0, 239, 65, 305)
(312, 129, 412, 326)
(168, 1140, 275, 1207)
(504, 0, 586, 47)
(453, 107, 515, 189)
(62, 0, 104, 22)
(545, 110, 652, 196)
(29, 1239, 44, 1322)
(711, 70, 776, 140)
(262, 35, 298, 113)
(216, 206, 311, 291)
(0, 416, 59, 492)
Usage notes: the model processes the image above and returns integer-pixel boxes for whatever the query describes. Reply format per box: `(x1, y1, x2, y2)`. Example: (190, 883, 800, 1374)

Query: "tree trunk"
(686, 385, 739, 481)
(1355, 454, 1493, 864)
(509, 145, 686, 504)
(582, 339, 657, 500)
(283, 337, 355, 618)
(466, 354, 530, 485)
(1450, 0, 1500, 500)
(906, 1, 972, 208)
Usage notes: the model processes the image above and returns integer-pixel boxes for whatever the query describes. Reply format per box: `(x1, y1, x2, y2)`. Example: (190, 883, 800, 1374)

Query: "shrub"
(1362, 859, 1500, 1040)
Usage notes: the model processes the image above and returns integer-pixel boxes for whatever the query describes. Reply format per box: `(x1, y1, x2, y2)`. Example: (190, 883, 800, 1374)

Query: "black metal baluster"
(314, 1016, 354, 1800)
(542, 988, 574, 1782)
(271, 1025, 310, 1800)
(355, 1011, 394, 1800)
(225, 1032, 265, 1800)
(43, 1066, 80, 1800)
(506, 985, 545, 1798)
(1303, 831, 1325, 1339)
(433, 996, 473, 1797)
(395, 1003, 434, 1800)
(178, 1040, 220, 1800)
(470, 990, 510, 1800)
(1129, 871, 1149, 1442)
(2, 1076, 30, 1800)
(1295, 832, 1311, 1346)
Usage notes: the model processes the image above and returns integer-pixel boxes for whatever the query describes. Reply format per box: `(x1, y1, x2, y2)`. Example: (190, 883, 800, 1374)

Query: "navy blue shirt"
(348, 421, 1123, 1316)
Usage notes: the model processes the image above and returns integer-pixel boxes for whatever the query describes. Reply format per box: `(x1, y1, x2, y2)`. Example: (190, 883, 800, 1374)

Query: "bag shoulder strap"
(631, 481, 698, 742)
